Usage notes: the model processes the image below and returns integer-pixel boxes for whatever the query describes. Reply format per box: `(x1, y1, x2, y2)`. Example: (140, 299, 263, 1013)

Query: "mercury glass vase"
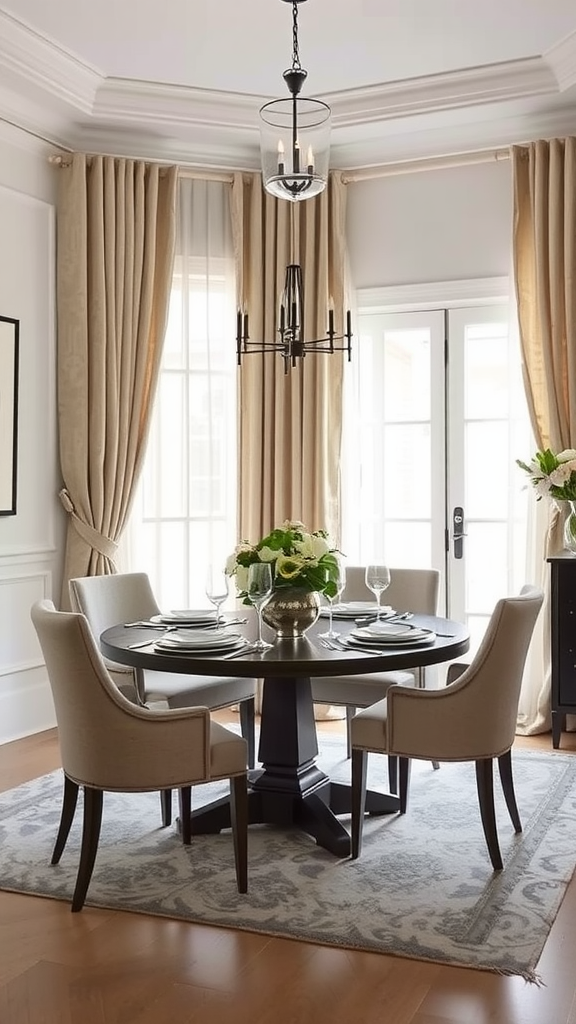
(563, 501, 576, 554)
(261, 588, 321, 638)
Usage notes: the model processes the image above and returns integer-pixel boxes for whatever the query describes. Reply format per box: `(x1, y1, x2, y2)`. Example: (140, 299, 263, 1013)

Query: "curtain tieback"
(58, 488, 118, 560)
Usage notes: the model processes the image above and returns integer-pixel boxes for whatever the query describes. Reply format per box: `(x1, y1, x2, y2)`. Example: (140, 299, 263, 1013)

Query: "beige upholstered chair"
(69, 573, 258, 782)
(31, 599, 248, 910)
(311, 566, 441, 777)
(350, 584, 544, 871)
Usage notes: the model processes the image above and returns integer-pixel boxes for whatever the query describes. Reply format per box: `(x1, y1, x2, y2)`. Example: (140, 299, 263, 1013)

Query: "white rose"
(294, 532, 330, 561)
(557, 450, 576, 463)
(294, 534, 314, 559)
(311, 533, 330, 558)
(258, 546, 277, 563)
(225, 553, 238, 575)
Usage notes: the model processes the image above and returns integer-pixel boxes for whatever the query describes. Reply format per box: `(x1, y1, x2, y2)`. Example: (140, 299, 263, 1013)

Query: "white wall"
(346, 159, 513, 289)
(0, 121, 63, 743)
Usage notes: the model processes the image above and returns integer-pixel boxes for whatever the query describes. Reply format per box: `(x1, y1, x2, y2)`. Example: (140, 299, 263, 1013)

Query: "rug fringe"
(493, 967, 546, 987)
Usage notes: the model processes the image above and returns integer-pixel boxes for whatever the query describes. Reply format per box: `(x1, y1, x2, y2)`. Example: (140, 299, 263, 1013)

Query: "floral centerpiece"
(516, 448, 576, 502)
(517, 448, 576, 551)
(225, 520, 341, 601)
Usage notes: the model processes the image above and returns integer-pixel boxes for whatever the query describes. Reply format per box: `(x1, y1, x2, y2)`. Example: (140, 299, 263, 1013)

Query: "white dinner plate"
(342, 629, 436, 648)
(319, 602, 393, 619)
(353, 622, 415, 639)
(151, 610, 218, 626)
(154, 630, 243, 651)
(153, 640, 246, 655)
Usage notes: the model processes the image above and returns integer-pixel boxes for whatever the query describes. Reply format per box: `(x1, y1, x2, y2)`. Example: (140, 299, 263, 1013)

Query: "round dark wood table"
(101, 613, 469, 857)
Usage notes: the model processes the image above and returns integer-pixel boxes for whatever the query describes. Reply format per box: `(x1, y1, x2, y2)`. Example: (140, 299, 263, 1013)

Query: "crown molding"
(0, 11, 100, 113)
(545, 30, 576, 91)
(326, 57, 558, 126)
(357, 277, 510, 313)
(0, 10, 575, 171)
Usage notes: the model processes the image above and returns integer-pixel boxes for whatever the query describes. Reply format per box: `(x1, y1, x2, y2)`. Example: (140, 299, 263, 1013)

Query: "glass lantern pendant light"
(259, 0, 331, 202)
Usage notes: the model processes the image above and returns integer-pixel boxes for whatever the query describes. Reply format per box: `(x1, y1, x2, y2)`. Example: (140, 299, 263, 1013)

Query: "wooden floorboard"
(1, 721, 576, 1023)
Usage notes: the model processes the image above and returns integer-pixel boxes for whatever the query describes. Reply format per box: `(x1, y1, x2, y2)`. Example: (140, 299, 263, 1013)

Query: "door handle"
(453, 506, 467, 559)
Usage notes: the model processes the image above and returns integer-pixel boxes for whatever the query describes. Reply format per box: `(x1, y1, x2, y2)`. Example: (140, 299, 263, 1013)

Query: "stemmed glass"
(320, 556, 347, 639)
(205, 564, 230, 629)
(365, 564, 391, 620)
(247, 563, 273, 651)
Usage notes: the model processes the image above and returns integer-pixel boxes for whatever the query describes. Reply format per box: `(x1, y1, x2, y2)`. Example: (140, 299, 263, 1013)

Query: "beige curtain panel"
(56, 153, 177, 607)
(512, 137, 576, 732)
(231, 170, 347, 547)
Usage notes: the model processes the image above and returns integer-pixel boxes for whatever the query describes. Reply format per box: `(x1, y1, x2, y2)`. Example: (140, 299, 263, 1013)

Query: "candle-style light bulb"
(293, 140, 300, 174)
(307, 146, 314, 175)
(277, 139, 285, 176)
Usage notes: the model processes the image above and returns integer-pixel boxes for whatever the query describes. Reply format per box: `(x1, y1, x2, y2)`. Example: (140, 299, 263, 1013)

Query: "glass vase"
(563, 501, 576, 554)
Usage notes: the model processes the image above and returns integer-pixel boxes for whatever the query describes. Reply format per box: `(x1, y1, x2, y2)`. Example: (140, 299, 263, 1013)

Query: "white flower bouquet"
(225, 520, 341, 600)
(517, 448, 576, 503)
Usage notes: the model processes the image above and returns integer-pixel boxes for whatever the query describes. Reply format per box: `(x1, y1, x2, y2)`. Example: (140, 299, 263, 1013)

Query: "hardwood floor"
(1, 722, 576, 1023)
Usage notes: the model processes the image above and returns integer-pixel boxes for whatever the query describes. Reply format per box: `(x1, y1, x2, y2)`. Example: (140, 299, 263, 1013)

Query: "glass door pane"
(447, 306, 530, 653)
(342, 300, 531, 653)
(341, 310, 445, 585)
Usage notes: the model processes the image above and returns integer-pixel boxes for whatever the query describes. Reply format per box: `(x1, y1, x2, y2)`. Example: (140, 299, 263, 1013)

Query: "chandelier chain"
(291, 1, 301, 71)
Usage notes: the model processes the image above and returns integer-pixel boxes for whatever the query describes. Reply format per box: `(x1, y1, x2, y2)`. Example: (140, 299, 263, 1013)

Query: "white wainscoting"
(0, 560, 56, 743)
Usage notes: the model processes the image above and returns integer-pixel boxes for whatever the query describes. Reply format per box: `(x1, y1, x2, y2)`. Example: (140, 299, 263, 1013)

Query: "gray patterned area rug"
(1, 739, 575, 982)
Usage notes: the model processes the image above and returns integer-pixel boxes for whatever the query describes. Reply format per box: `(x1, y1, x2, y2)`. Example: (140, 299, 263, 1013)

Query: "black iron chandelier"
(237, 0, 352, 373)
(259, 0, 331, 201)
(236, 263, 352, 375)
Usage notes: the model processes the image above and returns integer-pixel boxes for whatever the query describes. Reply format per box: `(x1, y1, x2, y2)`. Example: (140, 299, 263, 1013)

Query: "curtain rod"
(47, 144, 512, 181)
(341, 148, 511, 182)
(48, 153, 236, 181)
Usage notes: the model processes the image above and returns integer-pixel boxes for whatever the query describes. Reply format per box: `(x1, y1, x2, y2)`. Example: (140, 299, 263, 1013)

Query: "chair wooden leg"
(498, 749, 522, 833)
(388, 755, 398, 794)
(475, 758, 503, 871)
(399, 757, 411, 813)
(239, 697, 256, 769)
(179, 787, 192, 845)
(51, 774, 79, 865)
(72, 787, 103, 912)
(160, 789, 172, 827)
(345, 707, 355, 759)
(230, 774, 248, 893)
(351, 748, 368, 859)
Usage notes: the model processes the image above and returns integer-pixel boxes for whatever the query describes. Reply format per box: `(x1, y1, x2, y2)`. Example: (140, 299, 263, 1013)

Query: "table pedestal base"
(185, 675, 400, 857)
(187, 773, 399, 858)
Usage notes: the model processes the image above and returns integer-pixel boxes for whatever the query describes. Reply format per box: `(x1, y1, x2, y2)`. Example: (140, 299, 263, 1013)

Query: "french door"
(341, 301, 531, 654)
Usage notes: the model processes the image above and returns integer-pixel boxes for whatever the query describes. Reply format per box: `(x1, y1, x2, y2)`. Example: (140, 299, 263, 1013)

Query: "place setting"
(152, 628, 252, 657)
(319, 601, 395, 620)
(339, 619, 436, 650)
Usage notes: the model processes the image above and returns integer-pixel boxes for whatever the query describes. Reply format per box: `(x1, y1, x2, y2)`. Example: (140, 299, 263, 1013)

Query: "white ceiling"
(1, 0, 576, 168)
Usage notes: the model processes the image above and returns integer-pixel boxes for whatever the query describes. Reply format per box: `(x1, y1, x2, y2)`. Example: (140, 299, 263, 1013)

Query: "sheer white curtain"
(123, 177, 238, 608)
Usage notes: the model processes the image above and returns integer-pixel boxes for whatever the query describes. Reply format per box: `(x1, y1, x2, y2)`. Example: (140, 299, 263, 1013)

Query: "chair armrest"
(446, 662, 470, 686)
(386, 680, 488, 761)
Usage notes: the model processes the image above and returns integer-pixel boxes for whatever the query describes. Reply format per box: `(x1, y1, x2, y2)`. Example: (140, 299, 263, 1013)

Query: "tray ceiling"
(1, 0, 576, 168)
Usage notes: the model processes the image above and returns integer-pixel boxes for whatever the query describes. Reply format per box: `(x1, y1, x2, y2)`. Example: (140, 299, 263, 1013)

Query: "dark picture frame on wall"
(0, 315, 19, 516)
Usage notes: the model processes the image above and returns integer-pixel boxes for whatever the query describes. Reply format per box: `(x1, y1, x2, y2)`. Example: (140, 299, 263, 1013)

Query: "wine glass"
(247, 563, 274, 651)
(365, 564, 391, 620)
(205, 564, 229, 629)
(320, 556, 347, 639)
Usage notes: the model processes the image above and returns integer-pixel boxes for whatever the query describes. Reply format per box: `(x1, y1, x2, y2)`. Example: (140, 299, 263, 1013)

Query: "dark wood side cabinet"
(548, 553, 576, 747)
